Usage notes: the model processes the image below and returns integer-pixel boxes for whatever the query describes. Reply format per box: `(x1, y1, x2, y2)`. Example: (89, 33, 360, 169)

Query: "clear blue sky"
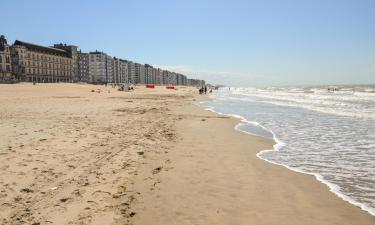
(2, 0, 375, 86)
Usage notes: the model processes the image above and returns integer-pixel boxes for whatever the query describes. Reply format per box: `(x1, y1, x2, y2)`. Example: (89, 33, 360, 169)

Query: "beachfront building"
(187, 78, 205, 87)
(113, 58, 128, 83)
(1, 33, 205, 85)
(125, 60, 136, 84)
(157, 68, 161, 84)
(10, 40, 78, 82)
(121, 59, 129, 83)
(145, 64, 154, 84)
(88, 51, 114, 83)
(171, 72, 177, 85)
(152, 68, 159, 85)
(77, 51, 89, 82)
(176, 73, 187, 86)
(134, 63, 145, 84)
(162, 70, 168, 85)
(0, 35, 13, 80)
(10, 45, 27, 81)
(181, 74, 187, 85)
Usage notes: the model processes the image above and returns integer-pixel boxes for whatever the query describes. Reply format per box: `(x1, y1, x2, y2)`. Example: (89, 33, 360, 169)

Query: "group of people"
(199, 85, 212, 94)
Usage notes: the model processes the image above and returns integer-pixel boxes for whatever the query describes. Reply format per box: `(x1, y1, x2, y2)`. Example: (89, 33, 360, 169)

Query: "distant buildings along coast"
(0, 35, 205, 86)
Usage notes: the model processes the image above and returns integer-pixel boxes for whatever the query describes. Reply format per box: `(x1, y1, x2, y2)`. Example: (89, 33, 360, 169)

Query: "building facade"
(0, 35, 13, 80)
(1, 34, 202, 85)
(134, 63, 145, 84)
(77, 51, 89, 82)
(145, 64, 154, 84)
(10, 45, 27, 80)
(125, 60, 135, 84)
(113, 58, 128, 83)
(11, 40, 78, 82)
(187, 78, 205, 87)
(88, 51, 114, 83)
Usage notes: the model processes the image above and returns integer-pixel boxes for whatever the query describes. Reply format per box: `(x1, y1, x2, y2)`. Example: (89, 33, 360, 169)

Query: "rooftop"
(13, 40, 70, 57)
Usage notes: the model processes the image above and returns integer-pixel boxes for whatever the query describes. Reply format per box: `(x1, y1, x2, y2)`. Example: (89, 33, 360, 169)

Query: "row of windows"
(0, 55, 11, 63)
(27, 53, 72, 64)
(25, 61, 72, 70)
(0, 65, 11, 72)
(2, 46, 10, 53)
(26, 68, 72, 76)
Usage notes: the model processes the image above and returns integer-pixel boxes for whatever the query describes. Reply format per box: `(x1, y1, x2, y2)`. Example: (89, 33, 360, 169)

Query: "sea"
(200, 85, 375, 216)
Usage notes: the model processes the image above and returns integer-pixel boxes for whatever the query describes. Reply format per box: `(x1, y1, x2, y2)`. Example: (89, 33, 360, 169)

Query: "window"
(6, 56, 10, 63)
(0, 56, 2, 63)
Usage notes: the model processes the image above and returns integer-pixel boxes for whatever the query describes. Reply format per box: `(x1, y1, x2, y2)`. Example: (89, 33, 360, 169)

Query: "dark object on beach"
(137, 151, 144, 155)
(33, 81, 36, 85)
(20, 188, 34, 193)
(60, 198, 69, 203)
(146, 84, 155, 88)
(152, 166, 162, 174)
(204, 85, 207, 94)
(166, 86, 176, 90)
(118, 85, 125, 91)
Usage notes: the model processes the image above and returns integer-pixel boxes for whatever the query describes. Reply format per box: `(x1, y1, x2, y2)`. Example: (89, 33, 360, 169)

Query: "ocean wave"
(228, 89, 375, 119)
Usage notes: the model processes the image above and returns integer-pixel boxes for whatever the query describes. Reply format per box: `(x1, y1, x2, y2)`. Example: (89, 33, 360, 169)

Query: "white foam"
(199, 99, 375, 217)
(230, 86, 375, 120)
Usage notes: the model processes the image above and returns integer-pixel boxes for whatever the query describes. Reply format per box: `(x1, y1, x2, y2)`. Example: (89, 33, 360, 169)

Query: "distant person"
(204, 86, 207, 94)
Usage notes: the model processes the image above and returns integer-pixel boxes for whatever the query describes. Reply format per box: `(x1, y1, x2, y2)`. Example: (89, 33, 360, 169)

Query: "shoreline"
(202, 100, 375, 216)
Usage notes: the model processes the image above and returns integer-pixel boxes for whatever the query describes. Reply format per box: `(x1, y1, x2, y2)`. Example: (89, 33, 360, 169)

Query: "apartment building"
(0, 35, 13, 79)
(134, 63, 145, 84)
(88, 51, 113, 83)
(11, 40, 78, 82)
(113, 58, 128, 83)
(145, 64, 154, 84)
(77, 51, 89, 82)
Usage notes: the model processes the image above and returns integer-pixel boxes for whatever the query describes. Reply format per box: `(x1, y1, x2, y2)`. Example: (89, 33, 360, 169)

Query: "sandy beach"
(0, 83, 374, 225)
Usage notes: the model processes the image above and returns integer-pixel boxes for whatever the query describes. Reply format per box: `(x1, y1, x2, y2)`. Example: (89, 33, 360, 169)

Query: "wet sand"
(0, 83, 374, 225)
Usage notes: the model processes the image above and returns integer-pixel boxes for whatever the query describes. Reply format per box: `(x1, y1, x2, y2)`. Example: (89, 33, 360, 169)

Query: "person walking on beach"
(204, 85, 207, 94)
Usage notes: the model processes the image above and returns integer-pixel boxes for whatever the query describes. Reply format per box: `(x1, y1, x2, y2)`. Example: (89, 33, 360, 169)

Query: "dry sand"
(0, 83, 374, 225)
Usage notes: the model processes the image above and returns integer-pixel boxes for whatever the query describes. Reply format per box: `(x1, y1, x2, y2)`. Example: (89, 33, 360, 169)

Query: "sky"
(1, 0, 375, 86)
